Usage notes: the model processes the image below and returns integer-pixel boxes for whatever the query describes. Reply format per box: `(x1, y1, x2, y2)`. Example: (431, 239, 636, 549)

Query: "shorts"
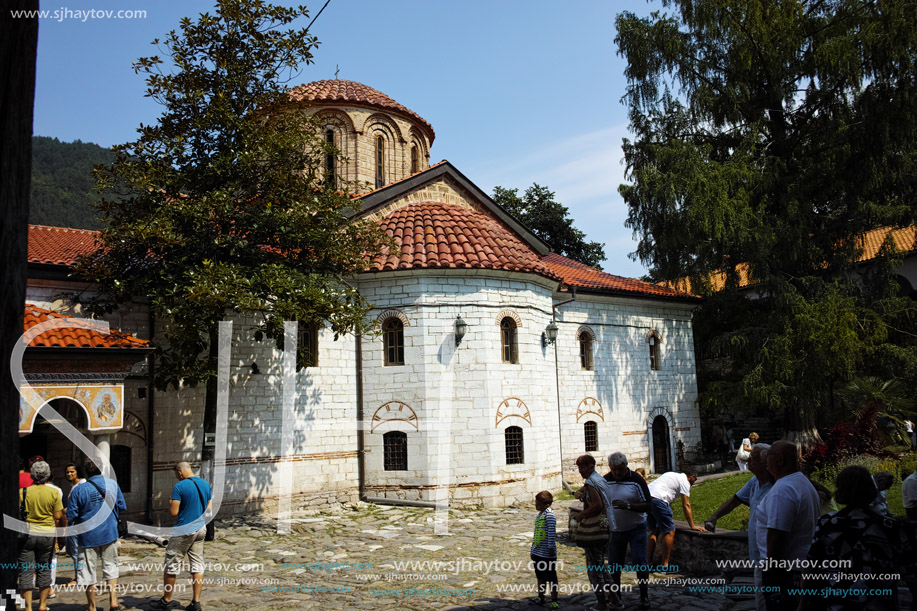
(647, 498, 675, 534)
(531, 553, 558, 583)
(164, 525, 207, 575)
(78, 541, 119, 586)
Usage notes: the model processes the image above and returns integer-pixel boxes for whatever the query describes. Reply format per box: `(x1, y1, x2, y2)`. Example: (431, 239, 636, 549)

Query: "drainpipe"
(145, 309, 155, 523)
(356, 331, 366, 503)
(552, 287, 576, 488)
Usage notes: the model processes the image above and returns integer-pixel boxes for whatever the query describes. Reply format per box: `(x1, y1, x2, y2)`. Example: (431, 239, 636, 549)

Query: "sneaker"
(547, 602, 560, 609)
(639, 597, 650, 610)
(149, 598, 180, 610)
(185, 602, 202, 611)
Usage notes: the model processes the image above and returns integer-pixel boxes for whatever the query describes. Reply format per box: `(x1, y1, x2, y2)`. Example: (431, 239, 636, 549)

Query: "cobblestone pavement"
(42, 499, 731, 611)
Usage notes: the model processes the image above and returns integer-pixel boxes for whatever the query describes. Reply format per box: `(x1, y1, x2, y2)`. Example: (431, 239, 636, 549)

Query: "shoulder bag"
(189, 477, 214, 541)
(569, 489, 610, 547)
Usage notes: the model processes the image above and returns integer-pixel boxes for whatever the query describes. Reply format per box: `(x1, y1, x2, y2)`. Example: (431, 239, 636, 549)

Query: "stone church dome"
(289, 80, 435, 189)
(289, 79, 434, 143)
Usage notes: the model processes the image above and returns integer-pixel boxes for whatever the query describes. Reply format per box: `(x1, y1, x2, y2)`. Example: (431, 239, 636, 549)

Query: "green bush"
(809, 454, 908, 516)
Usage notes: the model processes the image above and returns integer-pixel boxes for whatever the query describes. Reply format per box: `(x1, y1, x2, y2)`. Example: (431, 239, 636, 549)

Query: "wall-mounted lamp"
(250, 362, 261, 375)
(454, 315, 467, 346)
(542, 320, 559, 347)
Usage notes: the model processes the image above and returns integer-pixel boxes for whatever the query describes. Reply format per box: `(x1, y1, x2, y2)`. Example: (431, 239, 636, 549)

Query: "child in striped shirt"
(530, 490, 559, 608)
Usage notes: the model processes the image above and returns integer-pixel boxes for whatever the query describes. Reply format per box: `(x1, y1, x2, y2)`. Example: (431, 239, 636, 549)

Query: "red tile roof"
(542, 253, 699, 301)
(24, 303, 149, 349)
(663, 224, 917, 295)
(857, 224, 917, 262)
(289, 80, 435, 142)
(28, 224, 99, 266)
(370, 202, 560, 280)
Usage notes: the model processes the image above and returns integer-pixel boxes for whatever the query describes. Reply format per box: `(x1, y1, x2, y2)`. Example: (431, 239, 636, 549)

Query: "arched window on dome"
(410, 144, 418, 174)
(324, 129, 335, 188)
(375, 135, 385, 188)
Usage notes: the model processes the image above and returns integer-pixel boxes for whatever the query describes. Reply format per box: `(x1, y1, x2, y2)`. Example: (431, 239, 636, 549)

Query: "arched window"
(410, 144, 418, 174)
(584, 421, 598, 452)
(505, 426, 524, 464)
(383, 318, 404, 366)
(111, 445, 131, 493)
(324, 129, 335, 188)
(297, 321, 318, 369)
(500, 317, 518, 364)
(383, 431, 408, 471)
(579, 331, 594, 370)
(649, 333, 660, 370)
(375, 135, 385, 188)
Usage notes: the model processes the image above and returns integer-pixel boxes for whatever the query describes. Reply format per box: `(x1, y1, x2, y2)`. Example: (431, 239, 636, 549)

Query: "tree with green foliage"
(616, 0, 917, 451)
(492, 183, 606, 268)
(77, 0, 389, 473)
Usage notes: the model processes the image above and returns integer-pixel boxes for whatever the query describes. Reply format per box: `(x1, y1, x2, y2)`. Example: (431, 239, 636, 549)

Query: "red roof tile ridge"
(29, 224, 99, 234)
(542, 252, 698, 300)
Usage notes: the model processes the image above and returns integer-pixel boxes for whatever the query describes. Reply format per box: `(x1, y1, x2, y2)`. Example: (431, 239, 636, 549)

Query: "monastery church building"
(21, 80, 701, 517)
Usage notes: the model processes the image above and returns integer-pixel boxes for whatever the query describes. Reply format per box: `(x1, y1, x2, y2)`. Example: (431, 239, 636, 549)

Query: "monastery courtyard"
(44, 499, 731, 611)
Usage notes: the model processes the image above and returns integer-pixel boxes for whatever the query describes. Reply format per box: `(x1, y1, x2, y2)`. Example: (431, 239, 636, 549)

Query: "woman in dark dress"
(803, 466, 915, 610)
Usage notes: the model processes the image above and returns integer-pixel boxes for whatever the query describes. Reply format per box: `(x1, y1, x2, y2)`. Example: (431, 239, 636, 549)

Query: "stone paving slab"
(42, 500, 730, 611)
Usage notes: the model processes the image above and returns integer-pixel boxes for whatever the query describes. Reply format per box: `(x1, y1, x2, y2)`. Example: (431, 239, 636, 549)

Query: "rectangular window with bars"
(504, 426, 524, 464)
(584, 421, 598, 452)
(383, 431, 408, 471)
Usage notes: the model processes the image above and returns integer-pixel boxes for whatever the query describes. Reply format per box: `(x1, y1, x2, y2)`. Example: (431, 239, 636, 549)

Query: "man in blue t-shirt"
(150, 462, 212, 611)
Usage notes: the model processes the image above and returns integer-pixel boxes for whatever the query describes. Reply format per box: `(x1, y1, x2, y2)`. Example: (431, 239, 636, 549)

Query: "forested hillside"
(30, 136, 113, 229)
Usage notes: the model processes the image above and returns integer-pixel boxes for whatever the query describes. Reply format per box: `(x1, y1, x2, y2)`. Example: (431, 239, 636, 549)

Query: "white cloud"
(471, 123, 648, 277)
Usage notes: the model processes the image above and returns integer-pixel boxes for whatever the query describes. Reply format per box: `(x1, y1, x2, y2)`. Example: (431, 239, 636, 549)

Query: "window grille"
(584, 421, 598, 452)
(383, 431, 408, 471)
(505, 426, 524, 464)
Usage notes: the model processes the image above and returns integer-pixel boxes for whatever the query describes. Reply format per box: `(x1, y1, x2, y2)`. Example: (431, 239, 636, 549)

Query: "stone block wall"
(358, 270, 564, 507)
(555, 294, 700, 479)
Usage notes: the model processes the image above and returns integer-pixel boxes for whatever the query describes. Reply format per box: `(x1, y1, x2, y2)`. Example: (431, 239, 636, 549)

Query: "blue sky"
(33, 0, 654, 278)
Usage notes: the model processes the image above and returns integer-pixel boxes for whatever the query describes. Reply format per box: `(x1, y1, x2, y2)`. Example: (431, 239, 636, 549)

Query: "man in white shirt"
(646, 468, 705, 572)
(903, 468, 917, 519)
(907, 419, 916, 451)
(757, 440, 820, 611)
(705, 444, 773, 611)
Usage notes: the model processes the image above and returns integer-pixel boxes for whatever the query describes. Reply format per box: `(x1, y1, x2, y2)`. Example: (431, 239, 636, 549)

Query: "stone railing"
(566, 502, 750, 576)
(668, 520, 749, 575)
